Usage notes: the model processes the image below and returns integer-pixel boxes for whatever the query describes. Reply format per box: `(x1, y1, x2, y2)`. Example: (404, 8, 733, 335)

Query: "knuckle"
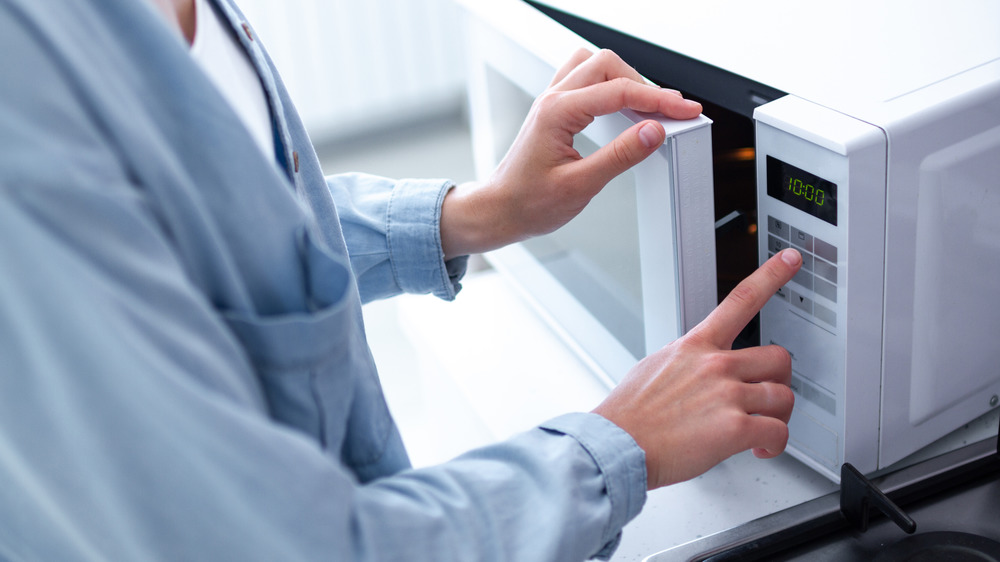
(671, 335, 701, 353)
(533, 90, 562, 112)
(775, 343, 792, 363)
(774, 421, 791, 445)
(703, 350, 735, 377)
(765, 343, 792, 370)
(610, 75, 633, 87)
(678, 328, 713, 351)
(777, 347, 793, 374)
(765, 381, 794, 407)
(595, 48, 620, 64)
(610, 139, 635, 168)
(761, 257, 791, 286)
(731, 412, 756, 437)
(769, 347, 794, 385)
(766, 383, 795, 424)
(662, 336, 700, 362)
(748, 415, 789, 452)
(611, 76, 637, 98)
(725, 282, 760, 311)
(777, 383, 795, 407)
(723, 379, 746, 404)
(764, 423, 790, 453)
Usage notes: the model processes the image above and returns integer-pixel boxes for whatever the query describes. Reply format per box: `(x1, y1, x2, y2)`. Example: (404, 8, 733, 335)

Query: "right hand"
(439, 48, 702, 260)
(593, 249, 802, 490)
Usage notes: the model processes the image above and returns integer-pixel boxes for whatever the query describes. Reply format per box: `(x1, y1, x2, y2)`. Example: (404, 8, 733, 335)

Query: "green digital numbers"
(766, 156, 838, 226)
(787, 177, 826, 206)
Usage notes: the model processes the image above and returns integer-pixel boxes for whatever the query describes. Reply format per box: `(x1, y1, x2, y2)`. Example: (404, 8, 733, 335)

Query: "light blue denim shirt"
(0, 0, 647, 560)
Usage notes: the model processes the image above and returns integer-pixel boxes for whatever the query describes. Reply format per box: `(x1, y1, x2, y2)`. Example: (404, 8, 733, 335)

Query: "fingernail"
(638, 122, 662, 148)
(780, 248, 801, 267)
(685, 99, 702, 111)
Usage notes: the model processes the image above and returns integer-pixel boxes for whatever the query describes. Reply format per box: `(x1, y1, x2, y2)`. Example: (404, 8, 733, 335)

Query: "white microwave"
(458, 0, 1000, 481)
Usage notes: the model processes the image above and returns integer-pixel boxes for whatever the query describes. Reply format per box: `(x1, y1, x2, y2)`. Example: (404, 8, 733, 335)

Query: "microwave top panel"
(526, 0, 1000, 125)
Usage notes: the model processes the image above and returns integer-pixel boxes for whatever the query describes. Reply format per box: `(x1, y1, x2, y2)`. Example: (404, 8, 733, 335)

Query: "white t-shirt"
(189, 0, 274, 159)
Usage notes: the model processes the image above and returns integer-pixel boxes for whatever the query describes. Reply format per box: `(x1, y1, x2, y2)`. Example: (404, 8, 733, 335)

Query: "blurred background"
(237, 0, 473, 176)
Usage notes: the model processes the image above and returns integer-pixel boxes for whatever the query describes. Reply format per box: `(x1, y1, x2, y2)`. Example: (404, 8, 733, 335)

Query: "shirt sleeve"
(0, 182, 646, 560)
(327, 172, 469, 303)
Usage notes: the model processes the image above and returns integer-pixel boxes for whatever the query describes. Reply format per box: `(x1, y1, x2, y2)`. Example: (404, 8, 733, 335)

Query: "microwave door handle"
(580, 111, 717, 349)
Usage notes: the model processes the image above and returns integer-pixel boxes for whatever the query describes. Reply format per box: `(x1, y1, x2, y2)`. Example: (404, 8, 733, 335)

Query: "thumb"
(579, 120, 664, 190)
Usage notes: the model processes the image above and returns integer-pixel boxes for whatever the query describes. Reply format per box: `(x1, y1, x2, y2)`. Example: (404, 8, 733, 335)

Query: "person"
(0, 0, 800, 560)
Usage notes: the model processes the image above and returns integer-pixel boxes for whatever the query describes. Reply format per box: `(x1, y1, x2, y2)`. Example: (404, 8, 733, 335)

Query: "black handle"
(839, 462, 917, 534)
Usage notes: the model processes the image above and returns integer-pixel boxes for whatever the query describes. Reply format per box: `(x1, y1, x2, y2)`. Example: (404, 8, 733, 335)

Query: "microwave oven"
(458, 0, 1000, 481)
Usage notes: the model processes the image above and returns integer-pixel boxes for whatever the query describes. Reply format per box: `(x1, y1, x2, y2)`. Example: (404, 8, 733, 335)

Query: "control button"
(774, 285, 790, 301)
(814, 302, 836, 326)
(815, 258, 838, 285)
(790, 375, 835, 415)
(768, 216, 791, 240)
(814, 237, 838, 263)
(811, 384, 837, 415)
(803, 383, 837, 415)
(768, 235, 792, 254)
(790, 289, 813, 314)
(790, 227, 814, 253)
(800, 252, 814, 273)
(792, 268, 813, 291)
(814, 277, 837, 303)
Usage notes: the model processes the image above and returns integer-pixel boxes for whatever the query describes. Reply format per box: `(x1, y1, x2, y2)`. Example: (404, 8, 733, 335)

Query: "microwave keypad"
(767, 216, 838, 328)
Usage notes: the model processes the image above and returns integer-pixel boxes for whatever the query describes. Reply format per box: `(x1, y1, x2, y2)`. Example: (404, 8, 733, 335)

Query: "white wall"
(236, 0, 467, 142)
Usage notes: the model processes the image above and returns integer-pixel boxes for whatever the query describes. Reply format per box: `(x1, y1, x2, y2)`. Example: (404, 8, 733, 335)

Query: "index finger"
(550, 48, 647, 91)
(694, 249, 802, 348)
(553, 78, 703, 129)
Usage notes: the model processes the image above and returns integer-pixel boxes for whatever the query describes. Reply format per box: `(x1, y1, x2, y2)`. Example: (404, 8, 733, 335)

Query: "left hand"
(441, 48, 702, 259)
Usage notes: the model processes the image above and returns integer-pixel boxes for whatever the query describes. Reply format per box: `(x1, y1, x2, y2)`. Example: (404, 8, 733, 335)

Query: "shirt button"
(241, 23, 254, 41)
(293, 151, 300, 173)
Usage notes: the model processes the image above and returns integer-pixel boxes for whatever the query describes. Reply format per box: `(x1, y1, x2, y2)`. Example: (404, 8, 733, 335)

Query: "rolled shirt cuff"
(540, 412, 648, 560)
(386, 178, 468, 301)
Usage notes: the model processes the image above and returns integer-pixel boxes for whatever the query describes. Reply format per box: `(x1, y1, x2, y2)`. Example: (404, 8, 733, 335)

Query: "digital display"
(766, 156, 838, 226)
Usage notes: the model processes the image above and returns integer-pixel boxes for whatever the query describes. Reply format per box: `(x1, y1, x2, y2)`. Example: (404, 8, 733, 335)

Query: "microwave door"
(461, 0, 717, 384)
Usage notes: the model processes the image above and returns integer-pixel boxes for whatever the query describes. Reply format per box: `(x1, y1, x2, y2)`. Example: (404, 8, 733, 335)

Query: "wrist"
(440, 180, 517, 260)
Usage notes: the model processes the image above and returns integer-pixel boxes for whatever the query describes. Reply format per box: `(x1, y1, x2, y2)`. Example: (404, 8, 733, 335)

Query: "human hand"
(440, 49, 702, 259)
(593, 249, 802, 490)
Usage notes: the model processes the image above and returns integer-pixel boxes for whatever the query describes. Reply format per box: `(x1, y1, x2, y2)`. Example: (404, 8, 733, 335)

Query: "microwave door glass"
(522, 135, 646, 360)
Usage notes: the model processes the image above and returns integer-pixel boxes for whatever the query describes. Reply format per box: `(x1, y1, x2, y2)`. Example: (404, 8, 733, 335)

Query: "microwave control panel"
(757, 151, 848, 479)
(754, 95, 887, 481)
